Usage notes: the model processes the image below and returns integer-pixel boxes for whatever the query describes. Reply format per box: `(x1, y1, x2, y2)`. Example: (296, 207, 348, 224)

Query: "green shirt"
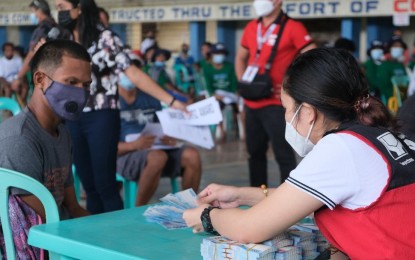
(363, 59, 383, 94)
(377, 60, 406, 102)
(203, 62, 237, 95)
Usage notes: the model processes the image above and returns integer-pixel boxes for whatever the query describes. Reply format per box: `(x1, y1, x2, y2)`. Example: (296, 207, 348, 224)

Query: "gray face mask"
(43, 75, 89, 121)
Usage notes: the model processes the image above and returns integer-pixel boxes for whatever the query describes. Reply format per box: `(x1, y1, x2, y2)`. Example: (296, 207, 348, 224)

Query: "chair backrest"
(0, 97, 21, 116)
(0, 167, 59, 260)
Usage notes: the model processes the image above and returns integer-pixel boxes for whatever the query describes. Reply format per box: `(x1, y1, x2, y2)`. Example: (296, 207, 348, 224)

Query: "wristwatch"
(200, 206, 220, 235)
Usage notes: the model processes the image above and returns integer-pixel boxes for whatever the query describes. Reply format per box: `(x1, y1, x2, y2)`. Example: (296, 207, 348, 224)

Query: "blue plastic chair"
(72, 164, 81, 202)
(0, 97, 21, 116)
(116, 173, 180, 209)
(0, 167, 60, 260)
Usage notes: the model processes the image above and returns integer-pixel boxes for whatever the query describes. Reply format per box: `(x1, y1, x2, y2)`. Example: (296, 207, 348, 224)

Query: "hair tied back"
(354, 94, 370, 112)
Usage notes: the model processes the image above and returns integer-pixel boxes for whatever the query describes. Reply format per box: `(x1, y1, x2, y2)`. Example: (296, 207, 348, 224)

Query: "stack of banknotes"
(143, 189, 197, 229)
(201, 220, 328, 260)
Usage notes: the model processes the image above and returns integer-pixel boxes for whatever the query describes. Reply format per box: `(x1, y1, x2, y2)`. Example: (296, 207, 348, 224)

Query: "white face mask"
(390, 47, 404, 60)
(30, 13, 39, 25)
(253, 0, 274, 17)
(285, 104, 315, 157)
(370, 49, 384, 61)
(212, 54, 225, 64)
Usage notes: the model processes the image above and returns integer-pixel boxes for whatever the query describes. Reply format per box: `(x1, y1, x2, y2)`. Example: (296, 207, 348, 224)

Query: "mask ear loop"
(289, 104, 303, 124)
(301, 121, 315, 155)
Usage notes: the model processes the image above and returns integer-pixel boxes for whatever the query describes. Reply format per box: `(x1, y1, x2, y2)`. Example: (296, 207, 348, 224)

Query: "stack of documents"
(201, 217, 328, 260)
(143, 189, 197, 230)
(156, 97, 223, 149)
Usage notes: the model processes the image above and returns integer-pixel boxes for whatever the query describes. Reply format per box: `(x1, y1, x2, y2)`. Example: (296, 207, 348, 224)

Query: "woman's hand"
(171, 99, 187, 111)
(183, 204, 209, 233)
(34, 38, 46, 53)
(197, 184, 240, 209)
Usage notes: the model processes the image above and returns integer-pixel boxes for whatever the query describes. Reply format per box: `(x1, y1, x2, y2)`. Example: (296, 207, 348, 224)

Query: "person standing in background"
(203, 43, 239, 140)
(174, 43, 196, 96)
(54, 0, 186, 214)
(197, 42, 212, 73)
(235, 0, 316, 187)
(12, 0, 69, 106)
(362, 40, 385, 98)
(378, 36, 408, 105)
(0, 43, 22, 98)
(98, 7, 110, 28)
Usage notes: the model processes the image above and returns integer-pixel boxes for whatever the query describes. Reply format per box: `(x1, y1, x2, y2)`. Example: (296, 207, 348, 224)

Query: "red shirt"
(240, 16, 313, 109)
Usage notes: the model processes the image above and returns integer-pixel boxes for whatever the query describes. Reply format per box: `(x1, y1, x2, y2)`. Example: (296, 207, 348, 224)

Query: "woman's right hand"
(197, 184, 240, 209)
(171, 100, 187, 112)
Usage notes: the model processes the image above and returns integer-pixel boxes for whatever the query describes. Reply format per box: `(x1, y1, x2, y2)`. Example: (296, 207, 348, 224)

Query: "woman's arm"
(185, 183, 323, 244)
(124, 65, 186, 111)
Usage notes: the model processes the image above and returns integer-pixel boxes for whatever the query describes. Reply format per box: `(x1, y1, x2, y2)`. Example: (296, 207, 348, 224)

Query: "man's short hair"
(30, 39, 91, 77)
(2, 42, 14, 53)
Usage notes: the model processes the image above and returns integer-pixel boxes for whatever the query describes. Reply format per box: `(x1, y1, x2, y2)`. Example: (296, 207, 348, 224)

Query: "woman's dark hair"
(66, 0, 101, 48)
(283, 48, 394, 129)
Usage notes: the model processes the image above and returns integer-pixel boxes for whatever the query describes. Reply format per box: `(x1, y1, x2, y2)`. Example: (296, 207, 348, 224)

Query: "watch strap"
(201, 206, 220, 235)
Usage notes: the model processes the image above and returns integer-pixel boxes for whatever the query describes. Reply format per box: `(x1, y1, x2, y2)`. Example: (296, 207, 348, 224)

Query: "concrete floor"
(78, 139, 287, 207)
(150, 139, 282, 203)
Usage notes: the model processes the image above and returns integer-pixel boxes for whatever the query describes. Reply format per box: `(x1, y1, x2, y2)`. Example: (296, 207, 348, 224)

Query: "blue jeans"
(66, 109, 123, 214)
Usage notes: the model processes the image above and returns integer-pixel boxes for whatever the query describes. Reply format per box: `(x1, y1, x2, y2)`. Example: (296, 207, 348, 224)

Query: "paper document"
(166, 97, 223, 126)
(125, 123, 182, 150)
(215, 90, 239, 105)
(156, 110, 214, 149)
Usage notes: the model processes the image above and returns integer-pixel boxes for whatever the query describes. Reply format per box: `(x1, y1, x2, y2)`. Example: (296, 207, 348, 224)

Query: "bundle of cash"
(201, 236, 278, 260)
(143, 189, 197, 229)
(275, 246, 302, 260)
(200, 216, 329, 260)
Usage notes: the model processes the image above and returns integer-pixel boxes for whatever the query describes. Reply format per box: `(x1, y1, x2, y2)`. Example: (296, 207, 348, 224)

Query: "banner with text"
(0, 0, 414, 25)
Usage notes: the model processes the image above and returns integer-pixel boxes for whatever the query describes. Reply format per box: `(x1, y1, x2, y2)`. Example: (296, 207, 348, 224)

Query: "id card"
(241, 65, 259, 83)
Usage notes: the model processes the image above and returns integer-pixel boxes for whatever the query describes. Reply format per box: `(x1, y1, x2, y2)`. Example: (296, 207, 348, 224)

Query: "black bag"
(238, 73, 274, 101)
(238, 13, 289, 101)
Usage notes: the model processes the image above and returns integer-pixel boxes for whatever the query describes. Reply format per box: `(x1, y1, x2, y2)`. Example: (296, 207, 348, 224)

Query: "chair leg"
(128, 181, 137, 209)
(72, 165, 81, 202)
(116, 173, 138, 209)
(171, 178, 180, 193)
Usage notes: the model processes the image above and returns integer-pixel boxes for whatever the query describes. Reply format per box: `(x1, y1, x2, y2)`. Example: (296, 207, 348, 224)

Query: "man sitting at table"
(117, 68, 202, 206)
(0, 40, 90, 258)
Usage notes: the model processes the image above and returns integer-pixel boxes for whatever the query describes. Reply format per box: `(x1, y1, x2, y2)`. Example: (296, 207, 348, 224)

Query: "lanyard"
(256, 22, 277, 60)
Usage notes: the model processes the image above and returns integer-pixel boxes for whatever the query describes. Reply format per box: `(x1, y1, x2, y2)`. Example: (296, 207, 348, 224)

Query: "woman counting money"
(183, 48, 415, 258)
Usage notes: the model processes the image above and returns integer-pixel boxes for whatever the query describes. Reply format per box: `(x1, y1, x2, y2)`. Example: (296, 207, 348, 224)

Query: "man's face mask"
(154, 61, 166, 68)
(30, 13, 39, 25)
(253, 0, 275, 17)
(43, 74, 89, 121)
(285, 104, 315, 157)
(212, 54, 226, 64)
(370, 49, 384, 61)
(390, 47, 404, 60)
(118, 73, 135, 90)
